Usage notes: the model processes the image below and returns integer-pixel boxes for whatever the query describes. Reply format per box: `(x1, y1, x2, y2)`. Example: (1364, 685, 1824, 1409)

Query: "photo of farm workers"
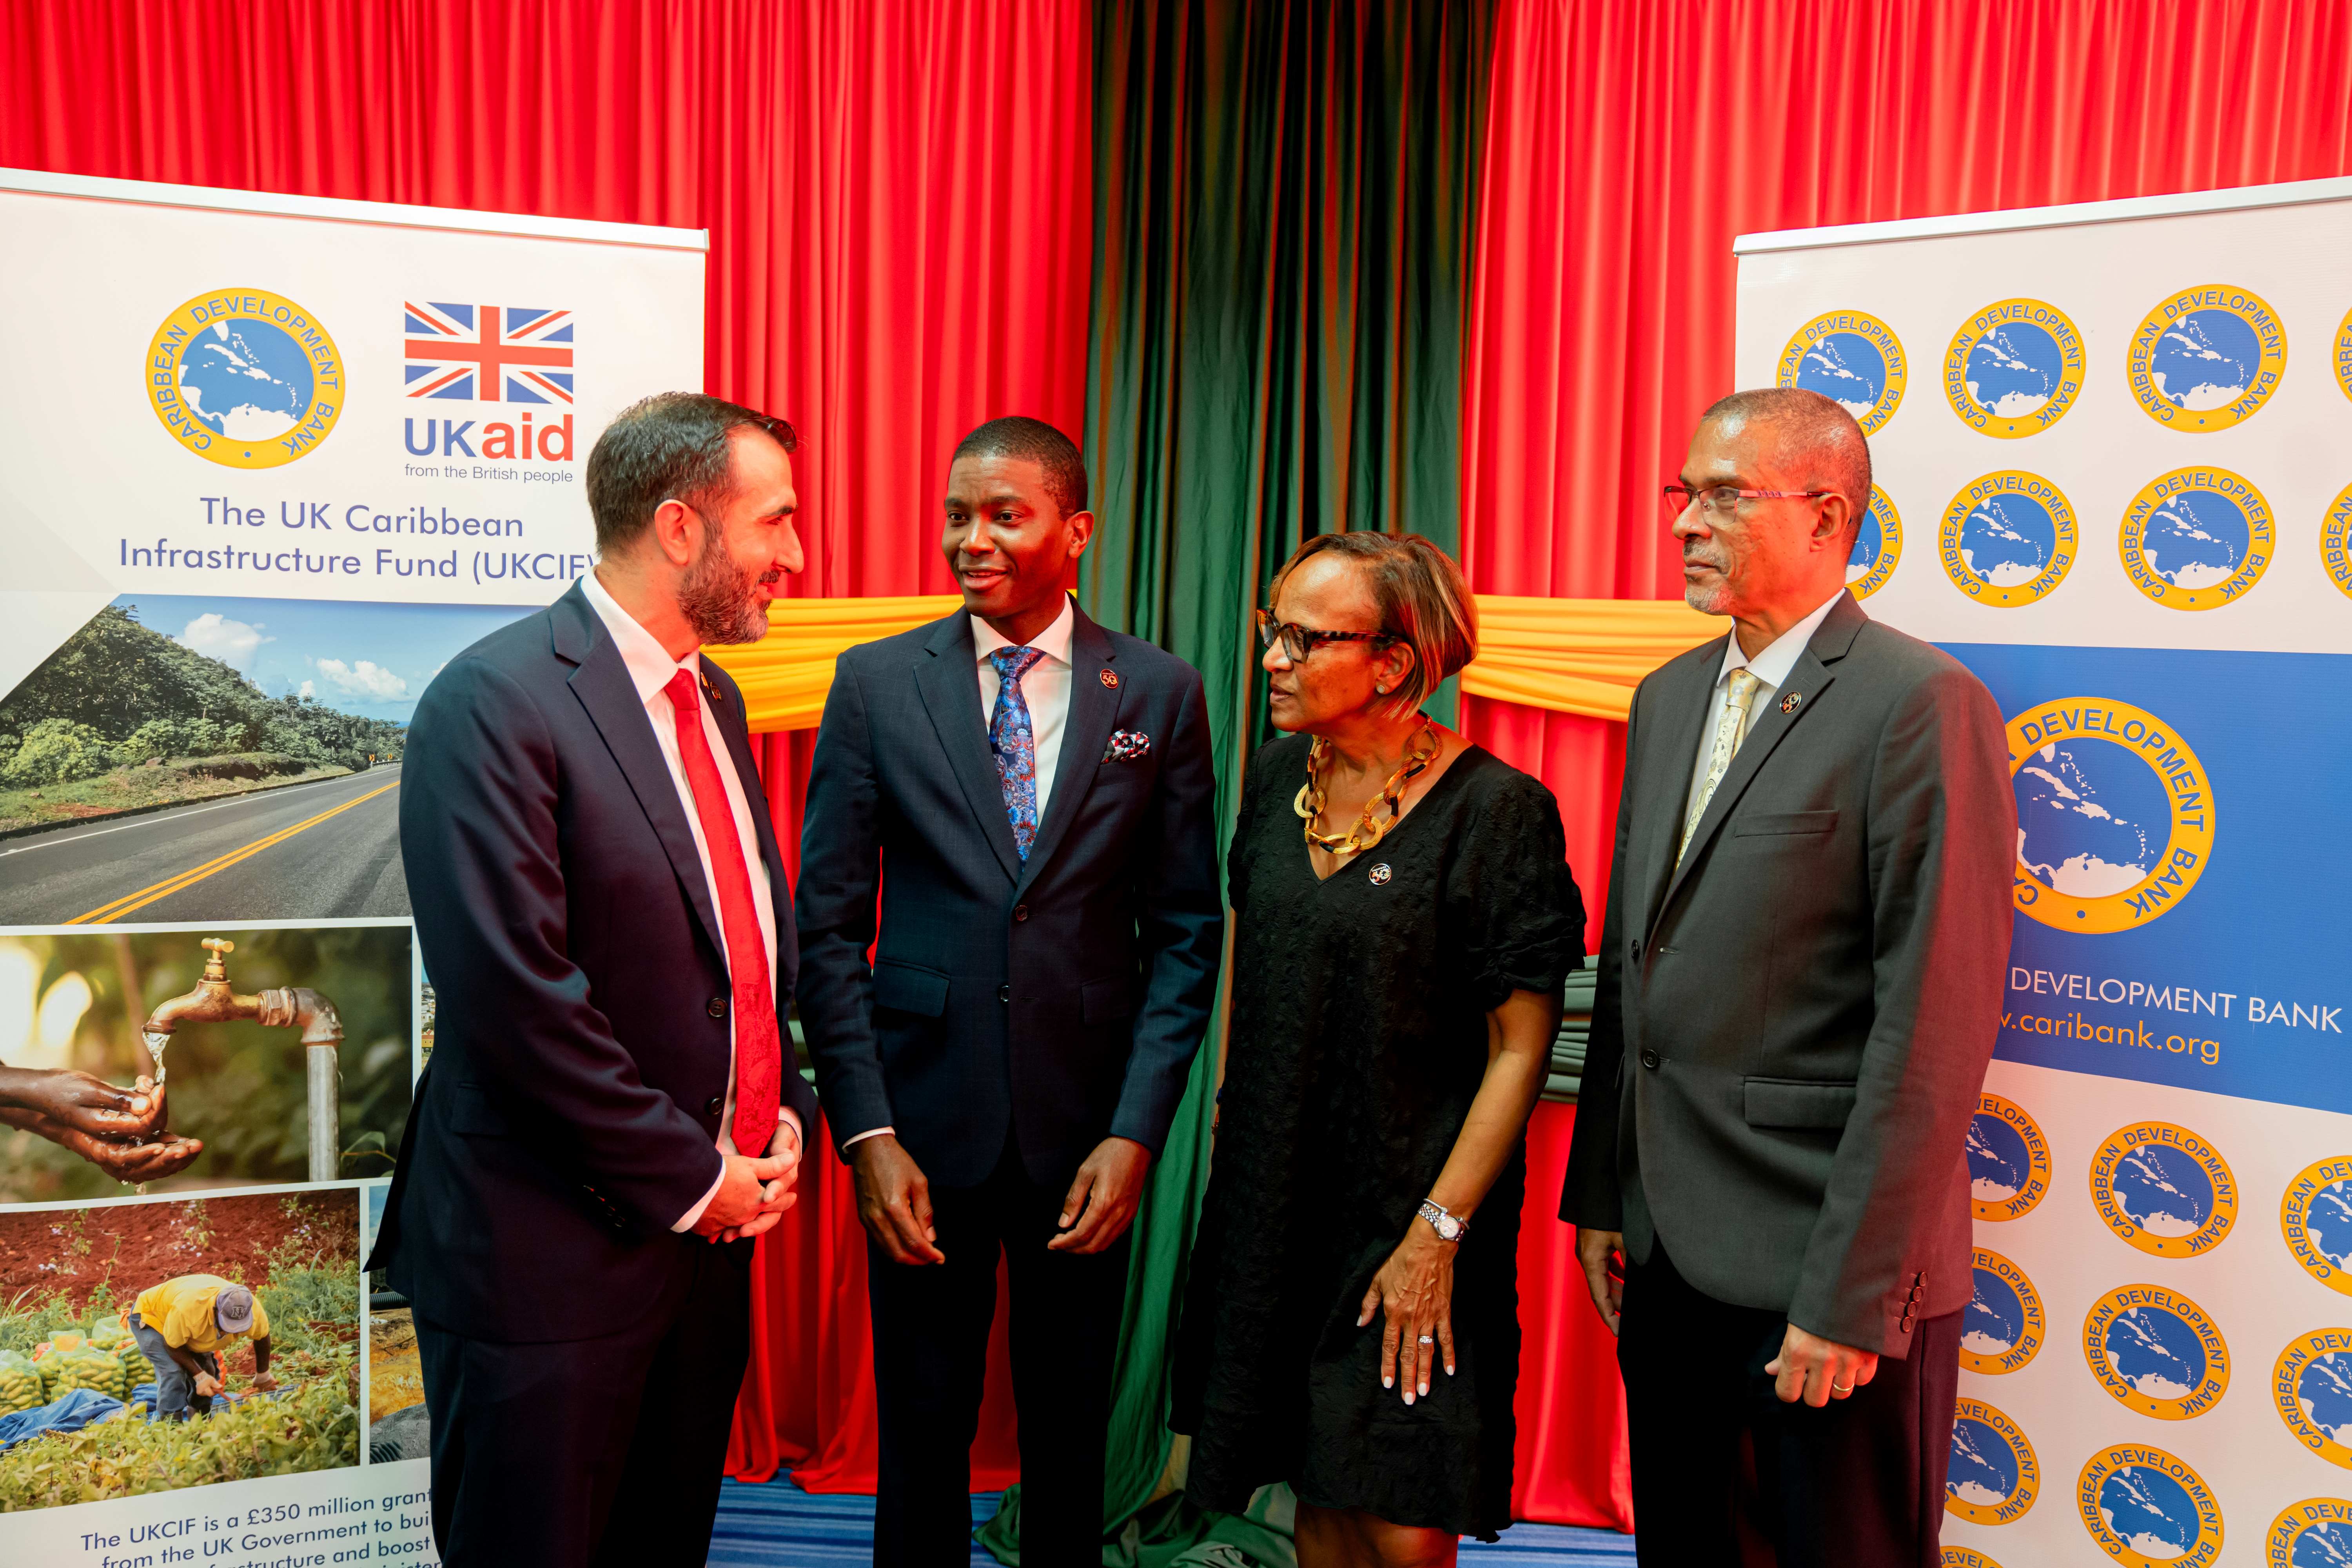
(0, 924, 413, 1203)
(0, 1190, 361, 1509)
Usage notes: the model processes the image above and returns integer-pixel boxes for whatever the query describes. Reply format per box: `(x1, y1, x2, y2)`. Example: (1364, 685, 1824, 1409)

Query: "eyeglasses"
(1255, 608, 1396, 663)
(1662, 483, 1834, 519)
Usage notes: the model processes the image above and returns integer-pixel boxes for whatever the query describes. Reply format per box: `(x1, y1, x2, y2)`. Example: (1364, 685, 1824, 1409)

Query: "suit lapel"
(915, 612, 1024, 883)
(558, 588, 730, 964)
(1637, 638, 1727, 937)
(1016, 605, 1122, 898)
(1655, 592, 1863, 920)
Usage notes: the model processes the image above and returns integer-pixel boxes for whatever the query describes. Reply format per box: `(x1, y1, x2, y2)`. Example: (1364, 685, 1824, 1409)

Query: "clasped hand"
(0, 1067, 204, 1183)
(1358, 1218, 1457, 1405)
(693, 1120, 803, 1242)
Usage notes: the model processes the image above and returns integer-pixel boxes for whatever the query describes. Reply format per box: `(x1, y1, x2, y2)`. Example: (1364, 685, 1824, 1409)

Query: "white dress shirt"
(578, 570, 799, 1230)
(840, 596, 1077, 1154)
(1682, 588, 1847, 829)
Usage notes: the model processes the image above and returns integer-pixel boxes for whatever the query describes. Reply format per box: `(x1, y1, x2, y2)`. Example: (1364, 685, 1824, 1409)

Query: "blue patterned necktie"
(988, 646, 1049, 859)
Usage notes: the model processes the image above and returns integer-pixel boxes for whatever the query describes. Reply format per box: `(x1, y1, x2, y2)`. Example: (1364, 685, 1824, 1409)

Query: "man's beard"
(679, 531, 773, 645)
(1683, 555, 1733, 615)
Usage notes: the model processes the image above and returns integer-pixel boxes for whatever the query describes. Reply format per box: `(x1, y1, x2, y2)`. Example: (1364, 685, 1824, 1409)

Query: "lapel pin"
(1368, 863, 1392, 885)
(1780, 691, 1802, 713)
(1100, 668, 1120, 689)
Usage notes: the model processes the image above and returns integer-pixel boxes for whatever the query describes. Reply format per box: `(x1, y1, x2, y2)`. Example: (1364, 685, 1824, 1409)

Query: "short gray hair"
(586, 392, 798, 554)
(1700, 387, 1871, 530)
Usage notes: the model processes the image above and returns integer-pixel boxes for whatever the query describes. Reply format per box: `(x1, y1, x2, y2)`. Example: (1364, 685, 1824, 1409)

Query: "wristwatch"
(1417, 1199, 1467, 1243)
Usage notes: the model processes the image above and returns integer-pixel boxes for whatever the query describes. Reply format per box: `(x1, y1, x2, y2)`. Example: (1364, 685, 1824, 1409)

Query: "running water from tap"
(145, 1031, 172, 1085)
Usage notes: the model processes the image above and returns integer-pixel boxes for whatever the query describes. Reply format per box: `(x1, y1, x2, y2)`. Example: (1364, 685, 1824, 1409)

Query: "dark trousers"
(869, 1136, 1130, 1567)
(1619, 1244, 1960, 1568)
(415, 1234, 753, 1568)
(127, 1312, 219, 1420)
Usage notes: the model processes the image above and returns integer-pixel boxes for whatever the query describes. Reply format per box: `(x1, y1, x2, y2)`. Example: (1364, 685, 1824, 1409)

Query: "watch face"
(1437, 1215, 1461, 1241)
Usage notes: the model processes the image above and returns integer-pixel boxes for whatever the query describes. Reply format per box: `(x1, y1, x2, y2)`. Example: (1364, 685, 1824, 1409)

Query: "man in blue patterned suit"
(796, 417, 1223, 1564)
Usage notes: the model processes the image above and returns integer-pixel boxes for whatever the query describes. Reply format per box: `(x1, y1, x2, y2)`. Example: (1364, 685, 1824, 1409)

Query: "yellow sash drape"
(706, 593, 1723, 733)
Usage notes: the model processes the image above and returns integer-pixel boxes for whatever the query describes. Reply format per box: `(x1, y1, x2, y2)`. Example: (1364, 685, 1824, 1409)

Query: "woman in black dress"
(1174, 532, 1585, 1560)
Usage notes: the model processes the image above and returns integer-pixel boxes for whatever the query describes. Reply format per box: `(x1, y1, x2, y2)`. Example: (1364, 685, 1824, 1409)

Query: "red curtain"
(0, 0, 1093, 1490)
(1462, 0, 2352, 1530)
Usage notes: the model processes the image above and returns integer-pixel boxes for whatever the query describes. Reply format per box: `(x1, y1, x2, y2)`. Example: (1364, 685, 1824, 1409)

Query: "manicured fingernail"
(1403, 1390, 1415, 1405)
(1383, 1375, 1393, 1388)
(1418, 1381, 1429, 1396)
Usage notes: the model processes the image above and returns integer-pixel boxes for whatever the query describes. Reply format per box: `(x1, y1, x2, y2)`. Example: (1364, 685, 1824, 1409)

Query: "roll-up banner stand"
(1738, 176, 2352, 1568)
(0, 168, 702, 1563)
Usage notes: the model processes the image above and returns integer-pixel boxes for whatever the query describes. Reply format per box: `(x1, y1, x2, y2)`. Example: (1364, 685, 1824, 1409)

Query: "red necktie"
(662, 669, 781, 1160)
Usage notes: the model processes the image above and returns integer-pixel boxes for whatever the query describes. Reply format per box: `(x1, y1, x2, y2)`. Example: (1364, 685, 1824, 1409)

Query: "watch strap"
(1417, 1198, 1466, 1241)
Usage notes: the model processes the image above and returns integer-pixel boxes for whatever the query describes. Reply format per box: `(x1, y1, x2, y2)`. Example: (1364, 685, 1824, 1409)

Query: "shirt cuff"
(671, 1150, 730, 1233)
(841, 1125, 895, 1150)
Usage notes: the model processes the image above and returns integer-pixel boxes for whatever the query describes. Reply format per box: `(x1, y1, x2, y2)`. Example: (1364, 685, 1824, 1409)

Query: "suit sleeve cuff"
(671, 1149, 729, 1233)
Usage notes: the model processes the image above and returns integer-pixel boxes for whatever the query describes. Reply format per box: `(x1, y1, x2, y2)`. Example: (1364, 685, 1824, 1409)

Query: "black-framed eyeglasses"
(1662, 483, 1834, 519)
(1255, 608, 1396, 663)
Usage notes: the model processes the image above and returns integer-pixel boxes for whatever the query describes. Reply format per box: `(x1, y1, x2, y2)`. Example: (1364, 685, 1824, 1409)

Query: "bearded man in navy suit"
(796, 417, 1223, 1564)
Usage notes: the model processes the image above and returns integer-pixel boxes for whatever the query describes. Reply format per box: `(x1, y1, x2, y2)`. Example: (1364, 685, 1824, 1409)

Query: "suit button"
(1639, 1049, 1661, 1070)
(1013, 905, 1029, 922)
(998, 983, 1012, 1003)
(707, 996, 727, 1018)
(705, 1096, 722, 1116)
(1630, 938, 1643, 960)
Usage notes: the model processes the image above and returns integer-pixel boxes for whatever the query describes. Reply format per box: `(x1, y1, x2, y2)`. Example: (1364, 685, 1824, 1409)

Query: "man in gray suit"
(1562, 387, 2014, 1566)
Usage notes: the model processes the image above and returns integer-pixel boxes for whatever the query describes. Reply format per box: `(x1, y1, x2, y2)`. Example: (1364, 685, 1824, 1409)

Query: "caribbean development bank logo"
(2337, 306, 2352, 404)
(1944, 297, 2084, 437)
(1962, 1248, 2043, 1375)
(2283, 1158, 2352, 1298)
(2275, 1330, 2352, 1468)
(144, 289, 343, 468)
(2082, 1285, 2229, 1419)
(2119, 468, 2274, 611)
(1941, 472, 2076, 607)
(1947, 1399, 2036, 1524)
(2089, 1123, 2237, 1258)
(2270, 1498, 2352, 1564)
(2323, 483, 2352, 604)
(1778, 309, 1906, 434)
(1940, 1552, 2005, 1568)
(2128, 283, 2285, 430)
(1969, 1094, 2051, 1221)
(2005, 698, 2214, 933)
(1847, 485, 1902, 599)
(2078, 1445, 2222, 1567)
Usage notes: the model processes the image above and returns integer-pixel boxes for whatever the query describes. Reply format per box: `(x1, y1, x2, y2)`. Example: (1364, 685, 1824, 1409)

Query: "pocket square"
(1102, 730, 1152, 763)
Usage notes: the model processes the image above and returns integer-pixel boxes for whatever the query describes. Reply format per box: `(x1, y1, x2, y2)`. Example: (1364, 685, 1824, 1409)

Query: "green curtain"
(980, 2, 1493, 1560)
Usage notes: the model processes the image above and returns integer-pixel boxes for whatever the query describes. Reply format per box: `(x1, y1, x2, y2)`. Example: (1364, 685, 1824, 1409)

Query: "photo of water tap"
(0, 924, 413, 1203)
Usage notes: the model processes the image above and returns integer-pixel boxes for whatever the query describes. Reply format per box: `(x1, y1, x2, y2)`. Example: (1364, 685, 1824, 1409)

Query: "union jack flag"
(404, 303, 574, 403)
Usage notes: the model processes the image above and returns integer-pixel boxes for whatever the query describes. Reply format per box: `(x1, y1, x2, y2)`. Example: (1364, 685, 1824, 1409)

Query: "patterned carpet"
(707, 1479, 1638, 1566)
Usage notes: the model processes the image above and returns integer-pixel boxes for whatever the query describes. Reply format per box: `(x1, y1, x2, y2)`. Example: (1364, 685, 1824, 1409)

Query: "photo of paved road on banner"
(0, 592, 530, 925)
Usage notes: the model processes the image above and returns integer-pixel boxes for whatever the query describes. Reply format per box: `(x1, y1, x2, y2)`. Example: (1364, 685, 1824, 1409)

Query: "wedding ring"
(1831, 1379, 1853, 1393)
(1417, 1335, 1434, 1345)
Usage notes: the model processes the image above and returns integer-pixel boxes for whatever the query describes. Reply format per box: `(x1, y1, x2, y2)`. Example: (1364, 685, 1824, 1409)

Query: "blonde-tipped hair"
(1270, 532, 1477, 718)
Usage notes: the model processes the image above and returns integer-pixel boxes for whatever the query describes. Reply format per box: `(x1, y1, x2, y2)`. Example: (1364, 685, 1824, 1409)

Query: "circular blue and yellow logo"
(2119, 468, 2275, 611)
(2333, 305, 2352, 405)
(1945, 298, 2084, 438)
(2083, 1285, 2229, 1419)
(2005, 699, 2215, 934)
(1779, 309, 1906, 434)
(2267, 1497, 2352, 1565)
(145, 289, 344, 468)
(2128, 284, 2285, 430)
(2277, 1330, 2352, 1468)
(2322, 483, 2352, 604)
(1848, 485, 1902, 599)
(2078, 1444, 2222, 1567)
(1940, 1552, 2004, 1568)
(1962, 1248, 2044, 1375)
(1947, 1399, 2037, 1525)
(2090, 1123, 2237, 1258)
(2284, 1158, 2352, 1299)
(1970, 1094, 2052, 1222)
(1941, 472, 2077, 607)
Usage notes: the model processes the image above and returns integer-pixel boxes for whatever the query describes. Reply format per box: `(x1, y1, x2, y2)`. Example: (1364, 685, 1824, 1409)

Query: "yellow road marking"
(67, 780, 401, 925)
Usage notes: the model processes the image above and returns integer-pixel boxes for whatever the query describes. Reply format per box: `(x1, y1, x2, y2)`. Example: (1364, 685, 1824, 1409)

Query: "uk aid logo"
(1942, 298, 2084, 439)
(1777, 309, 1906, 434)
(2076, 1445, 2223, 1568)
(2080, 1285, 2229, 1419)
(2283, 1158, 2352, 1298)
(2088, 1123, 2237, 1259)
(2274, 1330, 2352, 1470)
(1939, 472, 2077, 608)
(2128, 283, 2285, 431)
(2004, 699, 2214, 934)
(1960, 1248, 2043, 1376)
(402, 302, 578, 467)
(1968, 1094, 2051, 1223)
(2118, 467, 2275, 612)
(144, 289, 344, 468)
(1945, 1399, 2036, 1526)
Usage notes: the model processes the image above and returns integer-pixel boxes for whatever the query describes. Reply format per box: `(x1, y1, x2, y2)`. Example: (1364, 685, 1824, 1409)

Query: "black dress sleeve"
(1452, 770, 1588, 1011)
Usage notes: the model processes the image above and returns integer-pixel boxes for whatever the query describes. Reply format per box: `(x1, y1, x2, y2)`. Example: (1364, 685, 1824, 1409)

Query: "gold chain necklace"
(1294, 719, 1439, 855)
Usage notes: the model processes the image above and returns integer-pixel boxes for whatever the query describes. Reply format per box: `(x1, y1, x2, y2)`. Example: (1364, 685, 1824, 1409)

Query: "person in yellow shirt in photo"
(127, 1274, 277, 1420)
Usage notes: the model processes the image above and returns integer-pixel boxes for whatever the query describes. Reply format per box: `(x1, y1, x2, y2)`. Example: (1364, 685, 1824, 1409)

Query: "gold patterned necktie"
(1680, 668, 1762, 860)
